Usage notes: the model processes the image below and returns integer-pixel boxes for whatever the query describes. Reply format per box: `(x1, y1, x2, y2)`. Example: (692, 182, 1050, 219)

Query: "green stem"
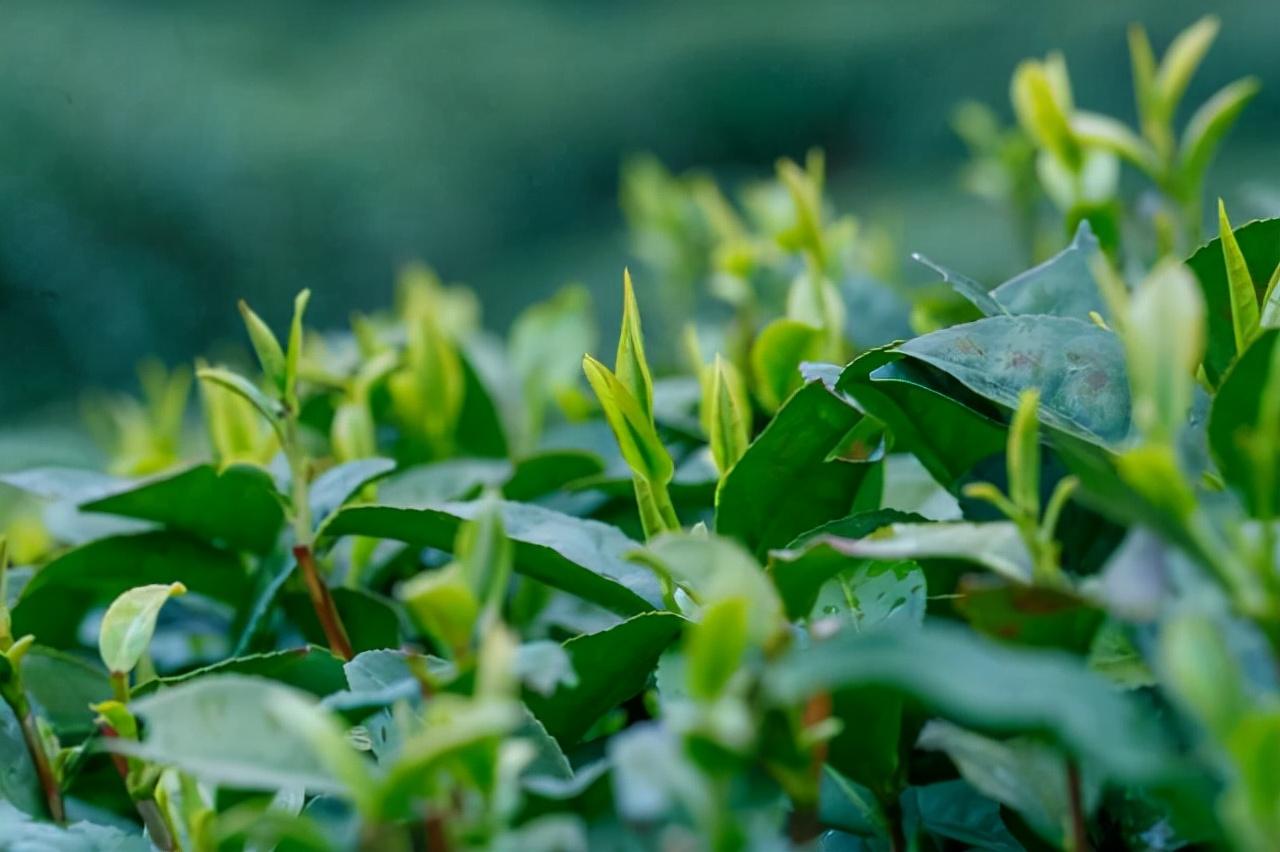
(136, 798, 176, 851)
(110, 670, 130, 703)
(632, 476, 680, 540)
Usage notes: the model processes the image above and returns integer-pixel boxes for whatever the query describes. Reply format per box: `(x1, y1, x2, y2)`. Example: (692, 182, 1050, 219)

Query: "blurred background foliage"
(4, 0, 1280, 452)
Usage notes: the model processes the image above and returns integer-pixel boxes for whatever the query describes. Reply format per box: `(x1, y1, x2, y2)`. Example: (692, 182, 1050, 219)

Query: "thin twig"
(18, 706, 65, 822)
(100, 723, 174, 850)
(1066, 759, 1091, 852)
(294, 545, 355, 660)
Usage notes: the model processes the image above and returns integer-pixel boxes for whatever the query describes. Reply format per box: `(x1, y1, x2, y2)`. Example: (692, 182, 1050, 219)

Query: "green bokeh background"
(3, 0, 1278, 430)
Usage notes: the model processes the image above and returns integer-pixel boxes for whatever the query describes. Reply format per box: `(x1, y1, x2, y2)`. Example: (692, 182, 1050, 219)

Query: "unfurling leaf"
(1011, 56, 1079, 170)
(196, 367, 283, 434)
(1154, 15, 1219, 115)
(750, 318, 825, 412)
(237, 300, 287, 395)
(398, 565, 479, 660)
(98, 582, 187, 675)
(616, 269, 655, 421)
(1218, 200, 1260, 352)
(1179, 78, 1260, 190)
(582, 355, 673, 487)
(1124, 260, 1205, 443)
(284, 288, 311, 407)
(704, 355, 750, 476)
(1008, 389, 1041, 517)
(685, 595, 748, 701)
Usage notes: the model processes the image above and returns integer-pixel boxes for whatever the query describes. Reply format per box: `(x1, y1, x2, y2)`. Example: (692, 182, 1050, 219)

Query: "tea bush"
(2, 15, 1277, 852)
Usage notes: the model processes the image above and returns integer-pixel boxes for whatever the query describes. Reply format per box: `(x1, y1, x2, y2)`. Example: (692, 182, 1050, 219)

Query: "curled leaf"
(98, 582, 187, 675)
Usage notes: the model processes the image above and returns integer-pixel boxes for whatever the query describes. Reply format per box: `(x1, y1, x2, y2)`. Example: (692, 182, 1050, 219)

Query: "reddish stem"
(19, 707, 64, 822)
(100, 723, 175, 850)
(1066, 759, 1091, 852)
(294, 545, 355, 661)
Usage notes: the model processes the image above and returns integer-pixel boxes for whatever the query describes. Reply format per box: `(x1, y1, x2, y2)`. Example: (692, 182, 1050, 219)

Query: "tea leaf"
(898, 315, 1130, 447)
(1208, 328, 1280, 518)
(989, 220, 1105, 320)
(704, 354, 749, 476)
(1186, 217, 1280, 385)
(1155, 15, 1219, 113)
(1124, 260, 1205, 443)
(285, 289, 311, 407)
(749, 318, 827, 411)
(307, 457, 395, 532)
(324, 499, 663, 615)
(524, 612, 683, 745)
(80, 463, 284, 554)
(1218, 200, 1261, 353)
(12, 532, 247, 650)
(615, 269, 655, 420)
(98, 581, 186, 675)
(118, 675, 364, 795)
(582, 355, 673, 487)
(716, 368, 871, 558)
(238, 299, 287, 395)
(816, 522, 1034, 584)
(196, 367, 283, 431)
(1180, 77, 1260, 191)
(767, 622, 1177, 782)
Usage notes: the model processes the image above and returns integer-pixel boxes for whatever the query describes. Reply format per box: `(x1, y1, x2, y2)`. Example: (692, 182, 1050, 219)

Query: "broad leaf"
(308, 458, 396, 531)
(839, 350, 1006, 491)
(12, 532, 247, 650)
(1208, 328, 1280, 517)
(810, 522, 1033, 584)
(0, 800, 151, 851)
(766, 621, 1178, 782)
(22, 647, 112, 735)
(524, 611, 684, 745)
(990, 220, 1104, 320)
(324, 500, 663, 615)
(118, 674, 361, 794)
(80, 463, 284, 554)
(0, 702, 41, 817)
(144, 647, 347, 697)
(716, 368, 870, 557)
(898, 315, 1130, 447)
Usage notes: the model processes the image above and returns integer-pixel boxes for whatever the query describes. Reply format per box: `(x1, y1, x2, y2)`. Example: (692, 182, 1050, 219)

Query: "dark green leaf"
(766, 622, 1178, 782)
(524, 612, 683, 745)
(716, 369, 871, 558)
(898, 315, 1130, 447)
(22, 647, 112, 736)
(838, 349, 1005, 491)
(309, 458, 396, 531)
(769, 509, 924, 621)
(142, 646, 347, 697)
(80, 464, 284, 554)
(1208, 328, 1280, 517)
(324, 499, 663, 615)
(1186, 217, 1280, 386)
(455, 345, 510, 459)
(12, 532, 248, 650)
(990, 221, 1104, 320)
(0, 702, 41, 817)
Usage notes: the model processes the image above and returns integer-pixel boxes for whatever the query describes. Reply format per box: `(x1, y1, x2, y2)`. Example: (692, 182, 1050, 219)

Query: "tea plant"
(2, 15, 1277, 852)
